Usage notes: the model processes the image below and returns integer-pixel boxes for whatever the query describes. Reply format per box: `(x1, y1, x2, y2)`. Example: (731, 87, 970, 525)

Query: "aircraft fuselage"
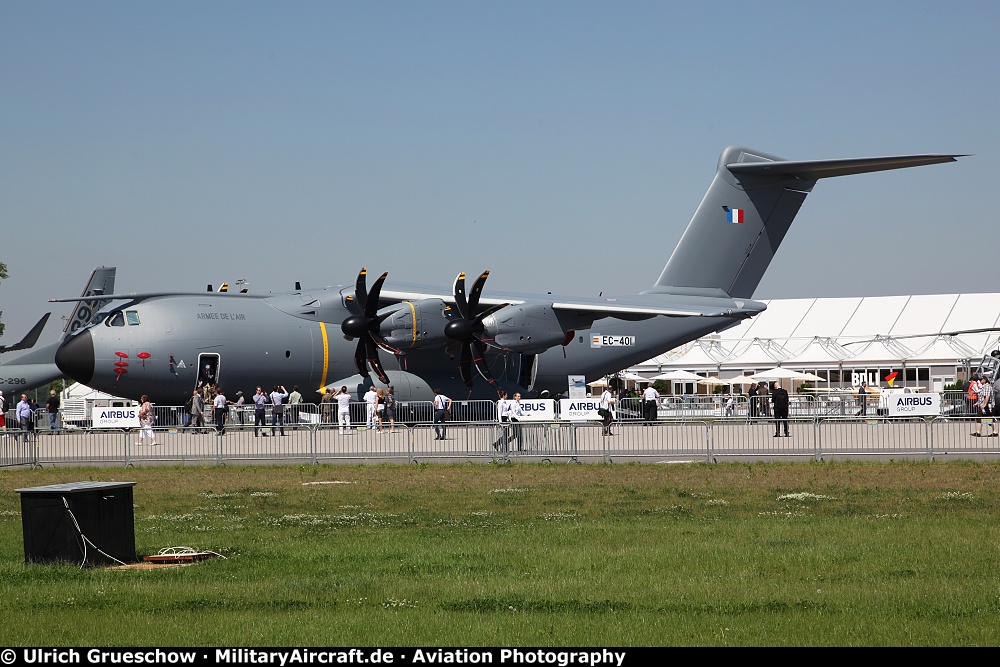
(54, 289, 743, 404)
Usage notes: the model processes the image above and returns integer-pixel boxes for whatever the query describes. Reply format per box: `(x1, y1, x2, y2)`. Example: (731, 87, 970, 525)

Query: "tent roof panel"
(790, 297, 863, 337)
(839, 296, 910, 337)
(889, 294, 960, 336)
(737, 298, 815, 339)
(942, 293, 1000, 332)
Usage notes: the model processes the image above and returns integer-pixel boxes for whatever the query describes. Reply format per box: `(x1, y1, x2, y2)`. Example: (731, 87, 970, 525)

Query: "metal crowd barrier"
(44, 391, 981, 431)
(6, 414, 1000, 467)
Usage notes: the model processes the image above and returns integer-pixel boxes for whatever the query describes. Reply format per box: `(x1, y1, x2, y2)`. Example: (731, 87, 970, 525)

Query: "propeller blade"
(453, 272, 469, 319)
(343, 268, 401, 381)
(354, 267, 368, 313)
(353, 339, 369, 378)
(366, 336, 390, 385)
(471, 339, 498, 388)
(448, 269, 502, 388)
(373, 312, 403, 355)
(467, 270, 490, 316)
(473, 302, 508, 326)
(366, 272, 388, 318)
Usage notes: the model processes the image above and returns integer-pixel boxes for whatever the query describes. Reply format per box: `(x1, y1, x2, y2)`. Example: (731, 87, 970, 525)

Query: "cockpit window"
(106, 311, 125, 327)
(126, 310, 140, 326)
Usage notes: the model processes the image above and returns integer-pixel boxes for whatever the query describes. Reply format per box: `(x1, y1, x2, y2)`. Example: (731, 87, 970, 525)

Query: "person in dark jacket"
(771, 381, 790, 437)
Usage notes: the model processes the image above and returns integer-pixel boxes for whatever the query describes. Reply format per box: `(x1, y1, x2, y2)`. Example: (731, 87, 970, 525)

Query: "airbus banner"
(515, 399, 557, 422)
(92, 406, 140, 429)
(558, 398, 604, 421)
(885, 393, 940, 417)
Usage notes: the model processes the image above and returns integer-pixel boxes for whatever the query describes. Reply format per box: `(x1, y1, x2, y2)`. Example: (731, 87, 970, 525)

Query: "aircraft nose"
(55, 332, 95, 384)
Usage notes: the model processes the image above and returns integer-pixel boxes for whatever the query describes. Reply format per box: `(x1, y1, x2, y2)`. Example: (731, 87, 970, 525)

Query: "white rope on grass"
(61, 497, 127, 569)
(157, 546, 227, 559)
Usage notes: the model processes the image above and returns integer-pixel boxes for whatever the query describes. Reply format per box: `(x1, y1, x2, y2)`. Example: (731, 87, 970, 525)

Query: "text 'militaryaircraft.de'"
(52, 146, 963, 405)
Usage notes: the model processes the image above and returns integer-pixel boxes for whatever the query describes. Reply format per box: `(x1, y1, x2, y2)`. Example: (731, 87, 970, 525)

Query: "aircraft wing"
(546, 296, 764, 319)
(0, 313, 50, 354)
(379, 287, 765, 320)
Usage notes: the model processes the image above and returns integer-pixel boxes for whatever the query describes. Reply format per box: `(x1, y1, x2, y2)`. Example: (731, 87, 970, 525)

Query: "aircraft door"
(196, 354, 221, 389)
(518, 354, 537, 391)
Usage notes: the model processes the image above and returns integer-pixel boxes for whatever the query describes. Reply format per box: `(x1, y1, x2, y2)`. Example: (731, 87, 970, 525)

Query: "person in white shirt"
(288, 385, 302, 426)
(335, 386, 353, 434)
(364, 387, 379, 430)
(269, 385, 289, 436)
(433, 389, 452, 440)
(213, 388, 228, 435)
(492, 391, 510, 452)
(641, 384, 660, 425)
(599, 388, 616, 436)
(508, 392, 525, 450)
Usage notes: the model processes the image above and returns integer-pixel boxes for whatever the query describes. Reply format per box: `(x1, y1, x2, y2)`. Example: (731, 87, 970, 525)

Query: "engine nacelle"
(481, 304, 573, 354)
(378, 299, 453, 349)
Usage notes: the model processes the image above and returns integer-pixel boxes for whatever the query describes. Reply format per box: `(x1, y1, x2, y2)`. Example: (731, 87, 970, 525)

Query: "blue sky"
(2, 1, 997, 347)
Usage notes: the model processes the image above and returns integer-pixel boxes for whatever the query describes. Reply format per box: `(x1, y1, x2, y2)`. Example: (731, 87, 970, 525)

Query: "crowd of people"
(172, 381, 408, 437)
(0, 390, 56, 440)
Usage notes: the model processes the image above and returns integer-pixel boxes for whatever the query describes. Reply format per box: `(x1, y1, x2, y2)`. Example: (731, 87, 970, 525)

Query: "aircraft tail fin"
(61, 267, 117, 337)
(0, 313, 50, 354)
(649, 146, 963, 299)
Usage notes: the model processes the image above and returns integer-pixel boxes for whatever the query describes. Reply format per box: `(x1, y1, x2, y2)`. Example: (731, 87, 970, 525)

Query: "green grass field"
(1, 461, 999, 646)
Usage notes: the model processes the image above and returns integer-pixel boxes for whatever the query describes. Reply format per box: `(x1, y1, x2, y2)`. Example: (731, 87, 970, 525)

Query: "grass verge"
(1, 461, 999, 646)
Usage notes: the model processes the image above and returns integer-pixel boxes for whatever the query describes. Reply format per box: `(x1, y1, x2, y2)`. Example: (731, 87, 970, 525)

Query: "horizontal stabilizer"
(727, 154, 965, 180)
(0, 313, 50, 354)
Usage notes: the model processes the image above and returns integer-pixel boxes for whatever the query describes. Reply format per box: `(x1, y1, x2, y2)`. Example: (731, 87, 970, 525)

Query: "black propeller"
(444, 270, 508, 390)
(341, 267, 401, 384)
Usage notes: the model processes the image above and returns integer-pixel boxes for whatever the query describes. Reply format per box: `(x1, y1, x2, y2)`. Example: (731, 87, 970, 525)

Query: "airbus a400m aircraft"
(53, 146, 961, 405)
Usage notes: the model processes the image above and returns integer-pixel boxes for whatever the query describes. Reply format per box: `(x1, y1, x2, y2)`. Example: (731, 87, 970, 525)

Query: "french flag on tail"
(724, 206, 744, 224)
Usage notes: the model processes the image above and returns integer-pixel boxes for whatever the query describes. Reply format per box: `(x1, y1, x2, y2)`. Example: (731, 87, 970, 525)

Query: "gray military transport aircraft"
(52, 146, 962, 405)
(0, 267, 116, 397)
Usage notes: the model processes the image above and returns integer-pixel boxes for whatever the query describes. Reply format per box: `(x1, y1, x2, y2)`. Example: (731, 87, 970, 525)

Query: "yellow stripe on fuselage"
(319, 321, 329, 390)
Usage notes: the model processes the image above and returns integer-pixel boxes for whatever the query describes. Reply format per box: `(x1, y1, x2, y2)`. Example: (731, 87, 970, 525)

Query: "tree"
(652, 380, 671, 394)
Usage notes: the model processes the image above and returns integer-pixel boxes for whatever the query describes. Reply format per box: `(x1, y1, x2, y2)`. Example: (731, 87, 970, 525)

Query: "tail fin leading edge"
(651, 146, 962, 299)
(61, 266, 117, 337)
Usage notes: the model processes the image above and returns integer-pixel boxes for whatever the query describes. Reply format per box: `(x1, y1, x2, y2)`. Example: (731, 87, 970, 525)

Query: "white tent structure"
(631, 293, 1000, 393)
(650, 370, 704, 382)
(751, 367, 812, 381)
